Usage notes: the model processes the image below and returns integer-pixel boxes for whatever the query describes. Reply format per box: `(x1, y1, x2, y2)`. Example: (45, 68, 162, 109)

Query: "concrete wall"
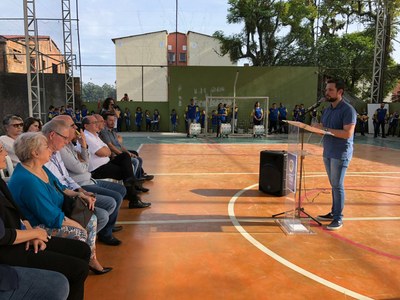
(187, 32, 234, 66)
(114, 31, 168, 102)
(85, 66, 319, 132)
(0, 73, 80, 123)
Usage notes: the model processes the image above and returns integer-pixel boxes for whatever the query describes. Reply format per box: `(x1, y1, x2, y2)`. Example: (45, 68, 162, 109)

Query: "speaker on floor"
(259, 150, 288, 196)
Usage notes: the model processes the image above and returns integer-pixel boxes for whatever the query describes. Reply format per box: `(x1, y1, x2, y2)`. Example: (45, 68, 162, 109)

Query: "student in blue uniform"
(268, 103, 279, 134)
(252, 101, 264, 125)
(217, 103, 227, 138)
(170, 109, 178, 132)
(124, 108, 131, 131)
(200, 110, 206, 132)
(278, 103, 288, 133)
(374, 102, 387, 138)
(185, 98, 199, 137)
(152, 109, 160, 132)
(145, 110, 151, 131)
(298, 104, 306, 123)
(135, 107, 143, 131)
(211, 110, 218, 133)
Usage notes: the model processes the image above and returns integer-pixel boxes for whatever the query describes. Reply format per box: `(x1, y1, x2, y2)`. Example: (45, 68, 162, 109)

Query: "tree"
(81, 82, 116, 102)
(317, 31, 375, 97)
(213, 0, 316, 66)
(214, 0, 400, 100)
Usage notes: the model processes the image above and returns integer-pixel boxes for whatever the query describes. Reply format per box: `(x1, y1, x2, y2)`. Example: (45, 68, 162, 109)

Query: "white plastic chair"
(0, 155, 14, 182)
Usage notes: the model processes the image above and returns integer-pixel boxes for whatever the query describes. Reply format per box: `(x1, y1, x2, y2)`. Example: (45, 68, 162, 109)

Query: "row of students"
(48, 104, 89, 124)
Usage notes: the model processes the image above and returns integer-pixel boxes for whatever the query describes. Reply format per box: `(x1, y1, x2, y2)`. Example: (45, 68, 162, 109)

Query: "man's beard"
(326, 96, 337, 103)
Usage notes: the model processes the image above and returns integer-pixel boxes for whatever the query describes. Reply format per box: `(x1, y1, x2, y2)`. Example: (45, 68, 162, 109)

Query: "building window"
(182, 45, 187, 51)
(179, 53, 186, 62)
(11, 48, 23, 63)
(168, 52, 175, 63)
(52, 63, 58, 74)
(30, 58, 36, 72)
(168, 45, 172, 50)
(42, 60, 46, 71)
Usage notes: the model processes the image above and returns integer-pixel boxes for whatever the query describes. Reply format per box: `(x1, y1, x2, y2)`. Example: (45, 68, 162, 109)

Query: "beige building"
(186, 31, 233, 66)
(112, 31, 234, 102)
(0, 35, 65, 74)
(113, 31, 168, 102)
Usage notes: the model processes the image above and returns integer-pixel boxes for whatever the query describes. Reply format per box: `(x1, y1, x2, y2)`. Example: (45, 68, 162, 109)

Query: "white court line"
(228, 183, 373, 300)
(152, 172, 400, 176)
(117, 216, 400, 226)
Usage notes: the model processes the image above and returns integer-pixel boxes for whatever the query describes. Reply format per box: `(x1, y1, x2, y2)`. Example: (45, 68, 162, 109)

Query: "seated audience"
(47, 115, 126, 245)
(82, 116, 151, 208)
(0, 143, 90, 299)
(99, 113, 154, 181)
(8, 132, 112, 275)
(41, 118, 110, 236)
(0, 115, 24, 166)
(23, 117, 43, 132)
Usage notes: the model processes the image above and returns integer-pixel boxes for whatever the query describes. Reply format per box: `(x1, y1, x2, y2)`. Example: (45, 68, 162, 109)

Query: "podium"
(273, 120, 333, 234)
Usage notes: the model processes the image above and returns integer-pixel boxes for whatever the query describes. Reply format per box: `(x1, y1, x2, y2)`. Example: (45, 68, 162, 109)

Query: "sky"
(0, 0, 243, 85)
(0, 0, 399, 85)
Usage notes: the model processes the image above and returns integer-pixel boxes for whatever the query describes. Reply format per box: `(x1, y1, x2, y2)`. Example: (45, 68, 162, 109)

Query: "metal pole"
(75, 0, 83, 104)
(175, 0, 178, 66)
(141, 66, 144, 102)
(232, 71, 239, 134)
(23, 0, 41, 118)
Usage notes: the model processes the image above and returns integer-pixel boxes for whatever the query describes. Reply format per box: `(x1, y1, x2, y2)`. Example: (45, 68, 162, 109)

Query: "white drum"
(189, 123, 201, 136)
(253, 125, 265, 137)
(221, 123, 232, 136)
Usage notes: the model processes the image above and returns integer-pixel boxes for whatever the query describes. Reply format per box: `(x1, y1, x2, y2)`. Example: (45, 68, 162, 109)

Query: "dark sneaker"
(326, 220, 343, 231)
(317, 212, 334, 221)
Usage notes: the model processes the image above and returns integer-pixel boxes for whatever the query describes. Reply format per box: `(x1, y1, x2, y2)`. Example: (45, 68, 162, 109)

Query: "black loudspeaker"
(259, 150, 288, 196)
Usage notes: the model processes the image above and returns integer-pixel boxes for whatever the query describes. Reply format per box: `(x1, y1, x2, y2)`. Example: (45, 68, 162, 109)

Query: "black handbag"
(62, 194, 93, 228)
(53, 181, 94, 228)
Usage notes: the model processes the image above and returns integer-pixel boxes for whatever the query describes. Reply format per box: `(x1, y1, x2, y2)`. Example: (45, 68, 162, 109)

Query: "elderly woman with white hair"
(8, 132, 112, 275)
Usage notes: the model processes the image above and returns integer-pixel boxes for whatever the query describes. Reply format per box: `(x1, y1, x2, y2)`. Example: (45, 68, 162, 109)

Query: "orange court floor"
(85, 138, 400, 300)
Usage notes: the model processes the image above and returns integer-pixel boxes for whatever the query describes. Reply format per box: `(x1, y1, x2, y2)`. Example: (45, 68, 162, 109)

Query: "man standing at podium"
(312, 78, 357, 230)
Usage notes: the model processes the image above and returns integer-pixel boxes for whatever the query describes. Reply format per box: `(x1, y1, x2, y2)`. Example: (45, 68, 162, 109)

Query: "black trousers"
(0, 237, 90, 300)
(374, 121, 386, 137)
(91, 152, 134, 181)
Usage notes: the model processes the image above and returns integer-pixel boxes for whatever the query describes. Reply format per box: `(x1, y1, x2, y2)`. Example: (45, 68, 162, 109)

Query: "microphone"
(305, 97, 325, 113)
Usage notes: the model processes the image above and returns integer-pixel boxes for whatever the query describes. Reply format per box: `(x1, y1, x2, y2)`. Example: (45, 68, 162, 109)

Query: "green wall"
(84, 66, 319, 132)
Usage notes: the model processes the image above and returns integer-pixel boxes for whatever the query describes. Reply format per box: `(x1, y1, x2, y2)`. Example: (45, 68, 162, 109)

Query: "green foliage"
(81, 82, 116, 102)
(318, 32, 375, 97)
(214, 0, 400, 100)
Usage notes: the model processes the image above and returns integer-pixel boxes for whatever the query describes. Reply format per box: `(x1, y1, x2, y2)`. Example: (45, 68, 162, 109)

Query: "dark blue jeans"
(82, 180, 126, 239)
(323, 157, 351, 222)
(0, 266, 69, 300)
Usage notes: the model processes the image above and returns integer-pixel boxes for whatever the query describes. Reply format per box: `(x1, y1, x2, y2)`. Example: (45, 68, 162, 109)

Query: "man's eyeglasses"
(10, 123, 24, 128)
(54, 131, 69, 141)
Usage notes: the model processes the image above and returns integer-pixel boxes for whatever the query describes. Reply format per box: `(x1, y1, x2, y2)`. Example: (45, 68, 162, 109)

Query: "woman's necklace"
(22, 163, 49, 182)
